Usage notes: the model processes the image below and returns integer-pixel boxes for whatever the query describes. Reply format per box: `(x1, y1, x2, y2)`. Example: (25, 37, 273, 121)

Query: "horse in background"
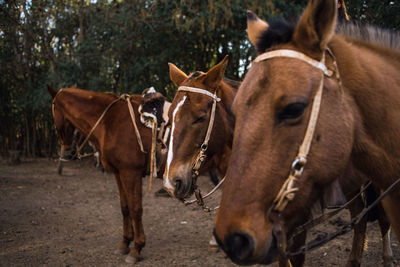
(214, 0, 400, 265)
(163, 56, 237, 199)
(48, 85, 168, 263)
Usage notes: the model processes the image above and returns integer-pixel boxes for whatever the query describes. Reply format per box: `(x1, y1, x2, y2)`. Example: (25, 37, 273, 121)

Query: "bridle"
(178, 86, 221, 176)
(253, 48, 400, 265)
(255, 49, 334, 215)
(254, 50, 333, 266)
(175, 86, 226, 211)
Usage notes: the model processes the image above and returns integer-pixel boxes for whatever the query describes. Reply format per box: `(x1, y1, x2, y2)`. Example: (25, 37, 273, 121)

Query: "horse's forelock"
(256, 18, 295, 54)
(188, 71, 205, 81)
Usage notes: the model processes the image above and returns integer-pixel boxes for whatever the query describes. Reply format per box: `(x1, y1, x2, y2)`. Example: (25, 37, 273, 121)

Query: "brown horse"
(47, 85, 167, 263)
(163, 56, 237, 199)
(214, 0, 400, 265)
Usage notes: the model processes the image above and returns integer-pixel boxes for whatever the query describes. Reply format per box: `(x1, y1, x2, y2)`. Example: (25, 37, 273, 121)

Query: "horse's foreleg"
(345, 199, 367, 267)
(382, 194, 400, 241)
(114, 173, 133, 255)
(377, 204, 394, 267)
(120, 169, 145, 263)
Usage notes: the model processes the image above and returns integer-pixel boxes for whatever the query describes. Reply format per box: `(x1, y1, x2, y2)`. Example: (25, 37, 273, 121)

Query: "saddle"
(139, 87, 171, 178)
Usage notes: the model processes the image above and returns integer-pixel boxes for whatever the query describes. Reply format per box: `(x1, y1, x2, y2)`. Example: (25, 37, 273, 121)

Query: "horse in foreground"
(48, 85, 168, 263)
(214, 0, 400, 265)
(163, 56, 237, 199)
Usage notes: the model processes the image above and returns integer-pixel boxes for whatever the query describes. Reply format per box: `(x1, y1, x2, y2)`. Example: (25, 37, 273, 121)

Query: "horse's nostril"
(225, 232, 254, 262)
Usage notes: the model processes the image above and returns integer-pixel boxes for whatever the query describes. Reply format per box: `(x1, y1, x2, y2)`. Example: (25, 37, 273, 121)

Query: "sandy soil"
(0, 158, 399, 266)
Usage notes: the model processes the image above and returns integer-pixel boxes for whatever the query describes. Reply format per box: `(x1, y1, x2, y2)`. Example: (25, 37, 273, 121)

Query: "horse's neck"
(215, 83, 236, 152)
(63, 92, 118, 142)
(220, 82, 236, 109)
(334, 37, 400, 185)
(217, 83, 236, 121)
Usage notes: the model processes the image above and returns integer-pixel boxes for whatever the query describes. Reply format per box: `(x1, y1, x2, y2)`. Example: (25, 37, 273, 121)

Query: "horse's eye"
(277, 103, 306, 122)
(193, 115, 207, 124)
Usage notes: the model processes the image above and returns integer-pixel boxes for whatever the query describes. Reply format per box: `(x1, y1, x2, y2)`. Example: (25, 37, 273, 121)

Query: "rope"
(76, 94, 146, 158)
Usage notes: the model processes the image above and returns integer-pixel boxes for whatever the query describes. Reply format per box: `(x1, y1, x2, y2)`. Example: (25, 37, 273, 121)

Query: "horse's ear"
(246, 10, 269, 48)
(47, 84, 57, 99)
(204, 55, 229, 89)
(293, 0, 337, 52)
(168, 63, 188, 87)
(72, 83, 77, 88)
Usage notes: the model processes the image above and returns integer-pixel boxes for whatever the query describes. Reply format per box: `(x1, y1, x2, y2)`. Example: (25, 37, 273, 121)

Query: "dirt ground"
(0, 158, 399, 267)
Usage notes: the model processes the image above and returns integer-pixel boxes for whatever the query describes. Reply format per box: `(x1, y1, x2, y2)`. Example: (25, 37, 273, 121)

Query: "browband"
(254, 49, 333, 77)
(178, 86, 221, 102)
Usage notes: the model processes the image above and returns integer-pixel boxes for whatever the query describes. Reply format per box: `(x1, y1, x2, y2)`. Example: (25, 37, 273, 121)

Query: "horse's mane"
(336, 22, 400, 50)
(187, 71, 241, 91)
(255, 18, 400, 53)
(223, 78, 241, 90)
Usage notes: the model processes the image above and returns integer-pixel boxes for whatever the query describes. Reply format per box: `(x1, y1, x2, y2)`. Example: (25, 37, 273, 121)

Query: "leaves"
(0, 0, 398, 155)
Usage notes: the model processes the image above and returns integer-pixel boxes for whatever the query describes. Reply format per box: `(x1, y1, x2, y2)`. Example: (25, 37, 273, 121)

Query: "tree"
(0, 0, 398, 156)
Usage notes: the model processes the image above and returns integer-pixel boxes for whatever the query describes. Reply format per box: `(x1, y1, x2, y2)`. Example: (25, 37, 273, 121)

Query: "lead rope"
(286, 177, 400, 258)
(148, 119, 157, 191)
(184, 176, 226, 212)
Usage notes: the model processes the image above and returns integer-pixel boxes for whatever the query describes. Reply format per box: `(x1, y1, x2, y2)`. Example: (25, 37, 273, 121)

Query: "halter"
(176, 86, 224, 211)
(253, 49, 334, 264)
(177, 86, 221, 176)
(253, 49, 334, 214)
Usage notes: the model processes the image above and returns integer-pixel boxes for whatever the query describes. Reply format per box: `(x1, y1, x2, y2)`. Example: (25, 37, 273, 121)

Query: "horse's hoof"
(209, 235, 219, 252)
(209, 246, 220, 253)
(209, 235, 218, 246)
(125, 254, 142, 264)
(114, 247, 130, 255)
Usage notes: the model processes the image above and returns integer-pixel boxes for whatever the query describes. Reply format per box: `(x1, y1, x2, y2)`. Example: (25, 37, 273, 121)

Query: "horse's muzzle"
(214, 229, 278, 265)
(174, 176, 195, 199)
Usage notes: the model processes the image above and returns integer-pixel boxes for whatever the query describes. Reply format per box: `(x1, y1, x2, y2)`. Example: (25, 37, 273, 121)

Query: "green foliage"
(0, 0, 398, 156)
(346, 0, 400, 30)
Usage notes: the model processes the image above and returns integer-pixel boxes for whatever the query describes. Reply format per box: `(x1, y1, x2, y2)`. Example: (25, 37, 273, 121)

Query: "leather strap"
(254, 49, 333, 77)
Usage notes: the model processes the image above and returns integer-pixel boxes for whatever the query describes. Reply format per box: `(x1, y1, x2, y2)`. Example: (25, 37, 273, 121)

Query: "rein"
(287, 177, 400, 257)
(175, 86, 224, 212)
